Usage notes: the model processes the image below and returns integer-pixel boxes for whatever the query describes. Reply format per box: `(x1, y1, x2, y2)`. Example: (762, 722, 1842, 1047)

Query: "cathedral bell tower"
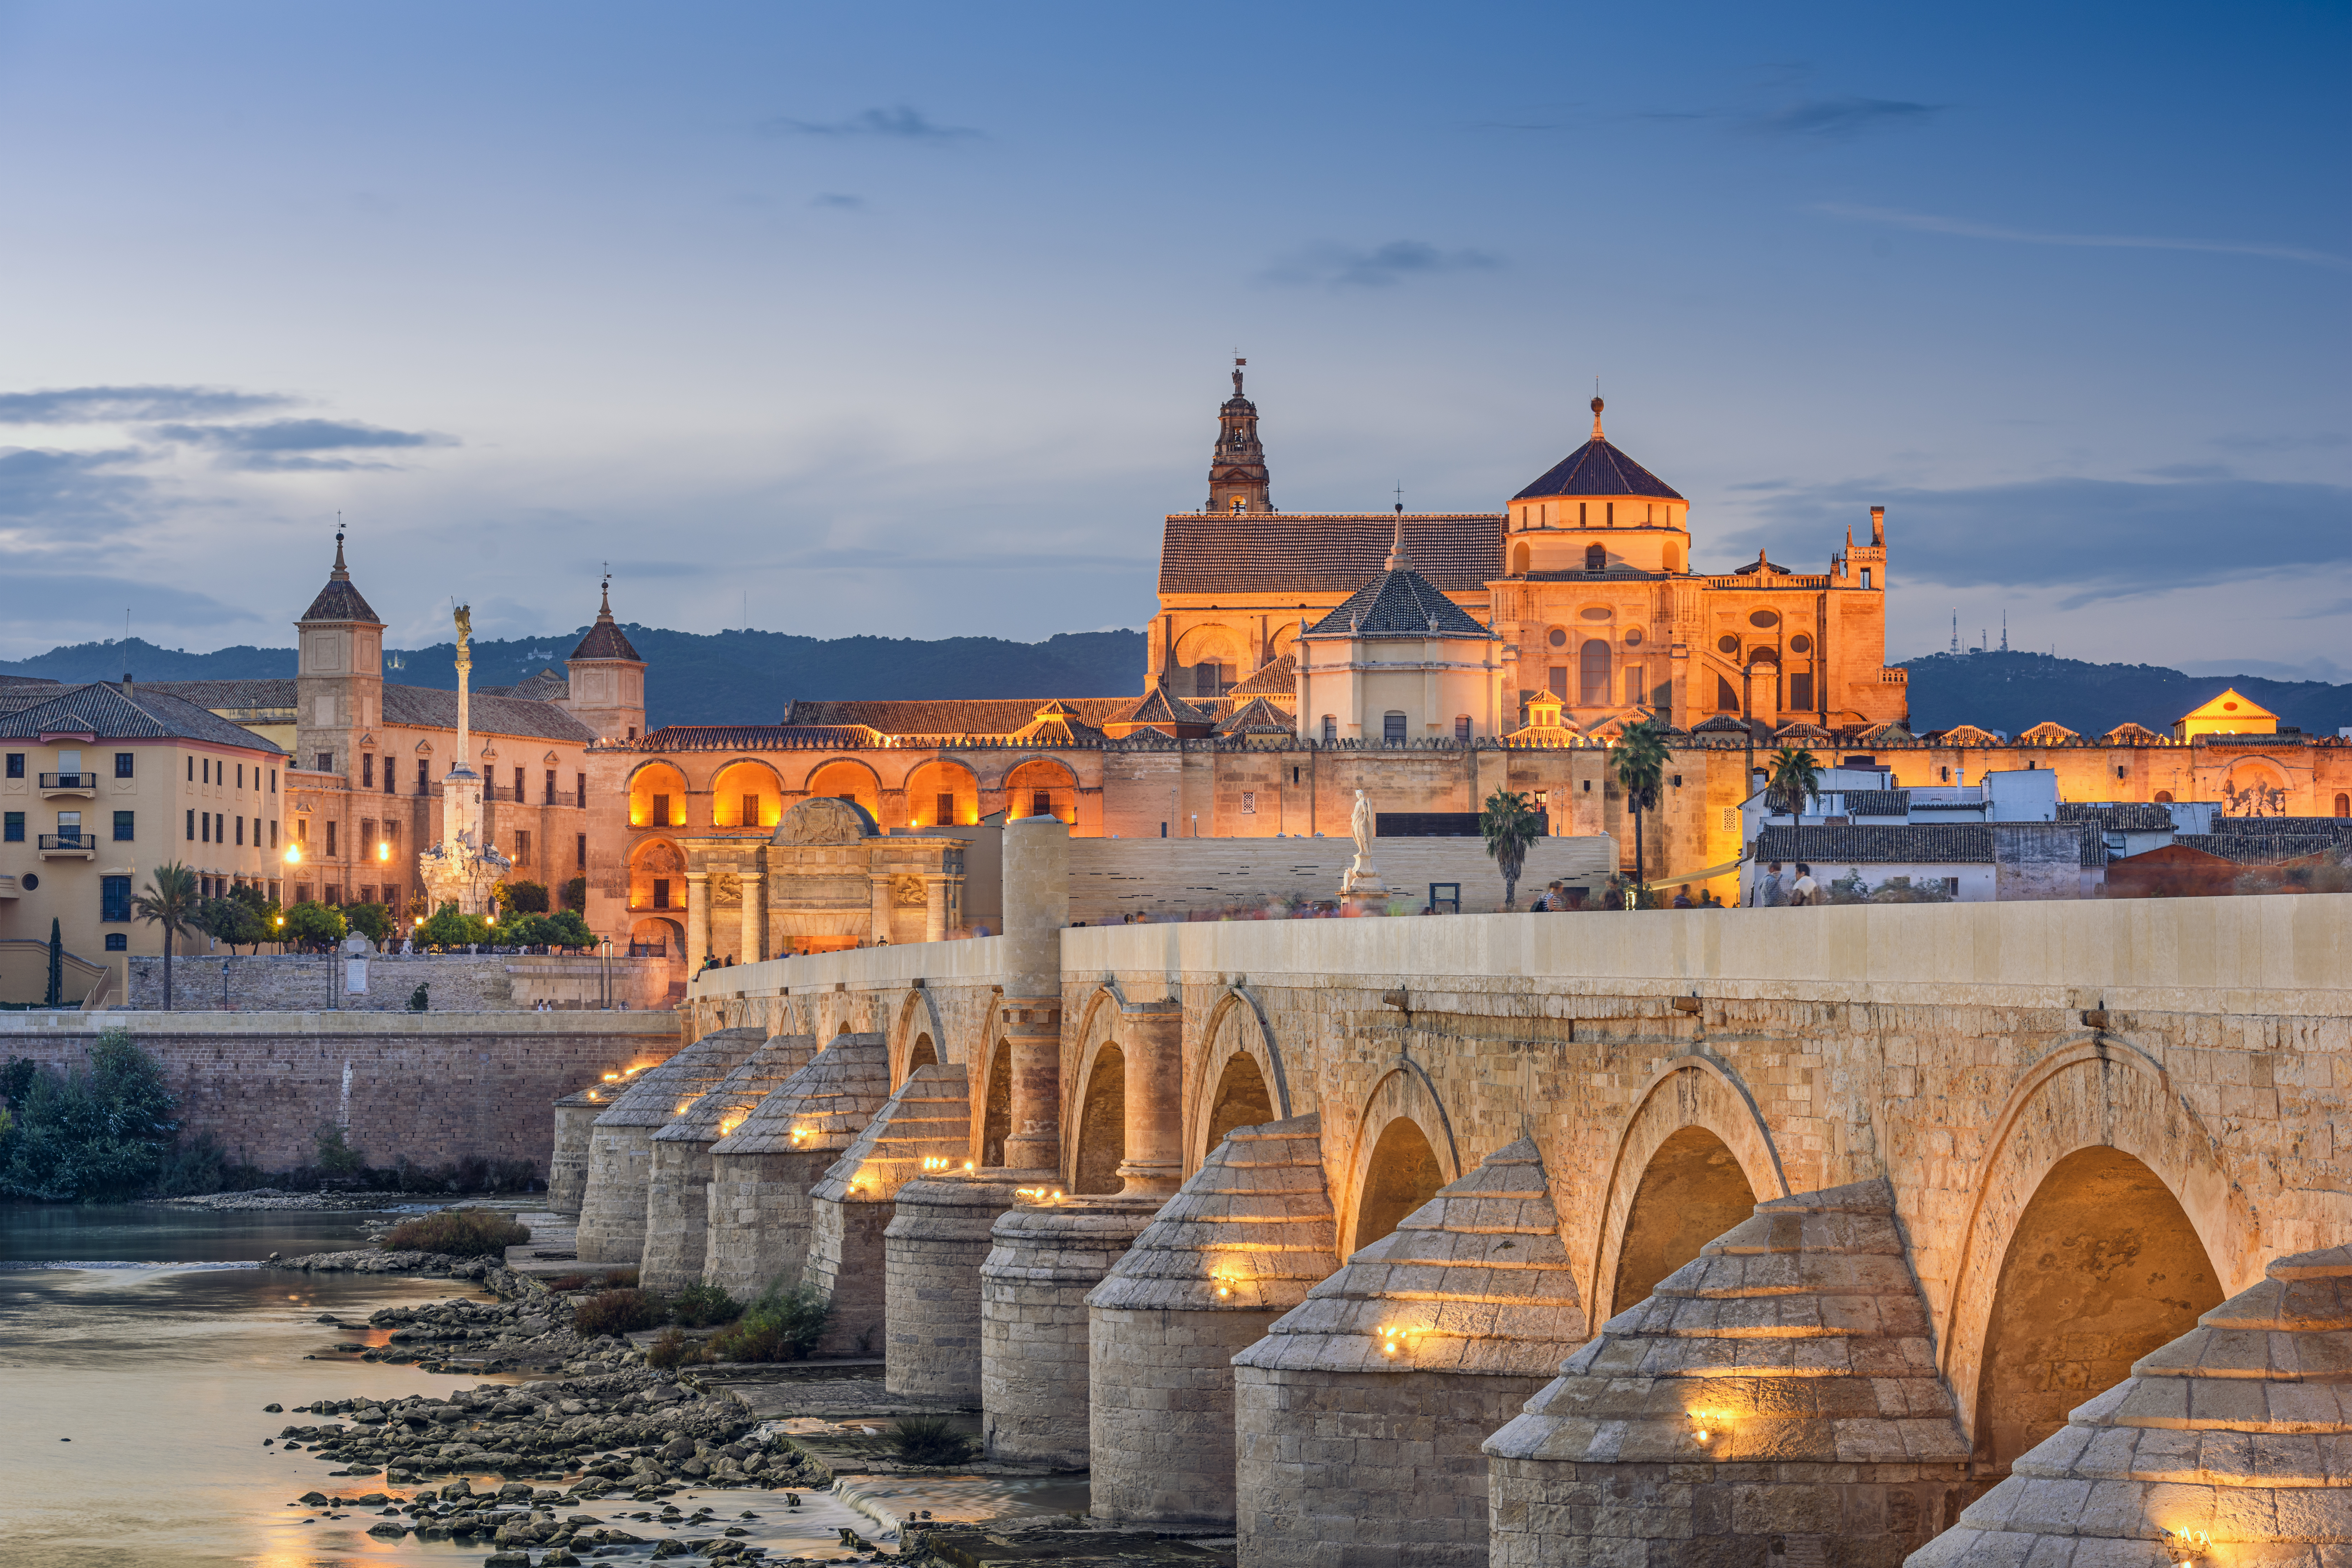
(1207, 357, 1273, 515)
(561, 574, 648, 743)
(293, 529, 385, 779)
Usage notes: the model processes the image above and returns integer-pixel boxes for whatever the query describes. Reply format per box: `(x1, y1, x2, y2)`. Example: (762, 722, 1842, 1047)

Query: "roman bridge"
(568, 817, 2351, 1567)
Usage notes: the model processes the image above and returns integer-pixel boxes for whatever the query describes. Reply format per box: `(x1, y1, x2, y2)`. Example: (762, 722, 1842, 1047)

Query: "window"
(936, 792, 955, 826)
(110, 810, 134, 842)
(513, 766, 525, 800)
(2154, 790, 2173, 804)
(200, 811, 211, 844)
(1031, 790, 1053, 819)
(627, 726, 636, 741)
(417, 759, 429, 793)
(315, 752, 332, 773)
(653, 878, 671, 909)
(1722, 806, 1740, 831)
(115, 752, 134, 779)
(57, 810, 82, 842)
(1241, 790, 1257, 815)
(515, 830, 531, 865)
(296, 817, 308, 845)
(1454, 715, 1471, 742)
(324, 884, 341, 907)
(1382, 711, 1407, 744)
(576, 832, 587, 868)
(5, 753, 21, 778)
(1321, 715, 1336, 743)
(1579, 640, 1611, 705)
(186, 808, 196, 841)
(362, 754, 375, 788)
(1625, 665, 1646, 706)
(651, 792, 671, 826)
(269, 768, 276, 793)
(1585, 544, 1606, 571)
(742, 793, 759, 827)
(545, 769, 557, 804)
(269, 820, 278, 850)
(235, 816, 244, 846)
(1788, 634, 1811, 654)
(1578, 502, 1587, 525)
(1860, 568, 1873, 590)
(576, 772, 587, 808)
(325, 820, 337, 857)
(294, 883, 311, 905)
(2336, 794, 2348, 818)
(1606, 502, 1615, 526)
(383, 763, 394, 795)
(236, 764, 243, 789)
(1790, 673, 1814, 710)
(1548, 628, 1567, 648)
(105, 933, 127, 951)
(3, 812, 21, 842)
(360, 819, 375, 857)
(102, 876, 131, 922)
(384, 820, 399, 852)
(185, 756, 194, 782)
(1944, 877, 1960, 898)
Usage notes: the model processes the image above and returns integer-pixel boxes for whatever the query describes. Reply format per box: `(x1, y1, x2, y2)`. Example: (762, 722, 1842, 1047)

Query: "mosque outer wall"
(682, 893, 2352, 1458)
(0, 1010, 680, 1173)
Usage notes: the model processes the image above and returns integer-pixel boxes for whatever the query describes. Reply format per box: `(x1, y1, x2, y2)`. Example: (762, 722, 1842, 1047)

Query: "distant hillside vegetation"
(1899, 650, 2352, 739)
(0, 628, 1150, 729)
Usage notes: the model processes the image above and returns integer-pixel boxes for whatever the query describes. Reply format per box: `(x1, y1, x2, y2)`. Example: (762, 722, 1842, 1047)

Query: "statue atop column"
(1340, 789, 1387, 904)
(417, 599, 509, 918)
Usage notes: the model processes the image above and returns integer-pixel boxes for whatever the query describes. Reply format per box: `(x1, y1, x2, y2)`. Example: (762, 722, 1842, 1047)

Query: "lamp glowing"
(284, 846, 302, 865)
(376, 842, 389, 861)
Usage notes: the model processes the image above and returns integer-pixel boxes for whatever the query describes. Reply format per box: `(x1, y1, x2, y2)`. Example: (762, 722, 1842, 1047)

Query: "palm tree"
(1480, 789, 1546, 909)
(1766, 747, 1822, 817)
(132, 861, 200, 1011)
(1612, 718, 1671, 904)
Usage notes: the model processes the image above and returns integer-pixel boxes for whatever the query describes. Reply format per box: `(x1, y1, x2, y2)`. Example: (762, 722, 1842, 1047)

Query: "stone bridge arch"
(888, 987, 947, 1090)
(974, 1003, 1013, 1168)
(1188, 988, 1291, 1172)
(1337, 1063, 1464, 1258)
(1067, 987, 1127, 1193)
(1939, 1035, 2252, 1469)
(1587, 1050, 1790, 1327)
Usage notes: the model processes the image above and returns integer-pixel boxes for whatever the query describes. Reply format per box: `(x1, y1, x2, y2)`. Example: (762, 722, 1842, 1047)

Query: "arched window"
(1511, 543, 1530, 576)
(2336, 793, 2349, 818)
(1382, 711, 1407, 744)
(1579, 639, 1611, 705)
(2154, 790, 2174, 804)
(1584, 544, 1606, 572)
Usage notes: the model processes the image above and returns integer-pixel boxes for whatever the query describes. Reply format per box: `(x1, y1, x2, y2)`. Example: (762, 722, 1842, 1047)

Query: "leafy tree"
(499, 912, 556, 947)
(193, 890, 273, 954)
(281, 900, 349, 953)
(419, 902, 490, 949)
(0, 1030, 182, 1200)
(561, 876, 587, 912)
(341, 900, 393, 946)
(1479, 789, 1546, 910)
(1612, 718, 1671, 902)
(498, 880, 550, 914)
(547, 908, 594, 950)
(1766, 747, 1822, 816)
(44, 917, 63, 1007)
(130, 861, 201, 1010)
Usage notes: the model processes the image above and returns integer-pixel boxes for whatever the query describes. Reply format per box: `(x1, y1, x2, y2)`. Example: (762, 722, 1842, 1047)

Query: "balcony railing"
(38, 833, 96, 855)
(38, 773, 98, 795)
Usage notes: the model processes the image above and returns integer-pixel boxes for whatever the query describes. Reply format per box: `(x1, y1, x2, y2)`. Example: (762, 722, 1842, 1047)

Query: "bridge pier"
(547, 1083, 610, 1214)
(1086, 1113, 1337, 1527)
(1485, 1177, 1975, 1568)
(981, 1196, 1160, 1466)
(702, 1033, 886, 1302)
(804, 1061, 974, 1358)
(883, 1168, 1041, 1402)
(1233, 1135, 1587, 1568)
(575, 1025, 764, 1265)
(641, 1033, 817, 1293)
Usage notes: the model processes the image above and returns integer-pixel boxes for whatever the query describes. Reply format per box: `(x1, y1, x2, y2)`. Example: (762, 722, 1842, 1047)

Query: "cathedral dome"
(1513, 397, 1683, 502)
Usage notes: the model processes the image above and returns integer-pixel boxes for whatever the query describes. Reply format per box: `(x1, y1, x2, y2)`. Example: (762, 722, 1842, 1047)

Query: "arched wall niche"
(801, 758, 884, 820)
(888, 987, 949, 1089)
(1064, 988, 1128, 1190)
(626, 761, 690, 827)
(1938, 1037, 2254, 1456)
(1186, 990, 1290, 1171)
(1337, 1064, 1463, 1258)
(710, 759, 785, 828)
(1587, 1052, 1790, 1327)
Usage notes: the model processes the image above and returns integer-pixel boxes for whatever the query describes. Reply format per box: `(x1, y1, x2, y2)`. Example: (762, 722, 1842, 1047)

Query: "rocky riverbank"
(163, 1188, 421, 1212)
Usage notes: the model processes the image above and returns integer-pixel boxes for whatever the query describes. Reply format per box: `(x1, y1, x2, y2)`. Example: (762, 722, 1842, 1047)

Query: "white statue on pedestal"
(1341, 789, 1386, 897)
(417, 602, 511, 918)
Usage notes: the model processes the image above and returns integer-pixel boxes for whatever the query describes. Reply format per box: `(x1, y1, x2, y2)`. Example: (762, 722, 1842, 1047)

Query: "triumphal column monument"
(417, 603, 511, 916)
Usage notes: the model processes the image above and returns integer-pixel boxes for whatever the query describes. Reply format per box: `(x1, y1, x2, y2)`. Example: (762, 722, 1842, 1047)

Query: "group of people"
(1748, 860, 1822, 907)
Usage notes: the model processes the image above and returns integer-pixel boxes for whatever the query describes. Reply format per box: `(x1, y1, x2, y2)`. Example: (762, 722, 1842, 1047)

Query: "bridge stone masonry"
(562, 816, 2350, 1566)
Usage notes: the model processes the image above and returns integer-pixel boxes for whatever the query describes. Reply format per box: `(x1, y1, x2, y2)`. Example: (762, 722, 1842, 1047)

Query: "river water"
(0, 1205, 885, 1567)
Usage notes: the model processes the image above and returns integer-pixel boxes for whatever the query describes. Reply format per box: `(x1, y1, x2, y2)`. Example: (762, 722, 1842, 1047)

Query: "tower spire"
(1207, 357, 1272, 515)
(331, 525, 349, 580)
(1590, 393, 1605, 442)
(1386, 501, 1411, 571)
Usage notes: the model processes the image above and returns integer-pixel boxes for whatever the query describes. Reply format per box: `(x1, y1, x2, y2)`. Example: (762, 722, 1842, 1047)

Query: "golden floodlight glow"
(602, 1072, 619, 1081)
(963, 1161, 975, 1172)
(718, 1111, 747, 1138)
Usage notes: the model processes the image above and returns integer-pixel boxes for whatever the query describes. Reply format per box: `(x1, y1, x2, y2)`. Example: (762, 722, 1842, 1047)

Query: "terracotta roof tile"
(1511, 436, 1684, 502)
(1158, 514, 1501, 595)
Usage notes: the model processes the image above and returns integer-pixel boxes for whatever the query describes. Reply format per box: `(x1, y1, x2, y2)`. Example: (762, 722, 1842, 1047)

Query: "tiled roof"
(1843, 789, 1911, 817)
(2058, 803, 2175, 831)
(779, 698, 1134, 736)
(1158, 514, 1502, 594)
(0, 674, 62, 690)
(2099, 722, 2163, 742)
(1772, 720, 1835, 739)
(0, 682, 285, 751)
(635, 723, 885, 752)
(299, 578, 381, 625)
(1511, 437, 1684, 502)
(1304, 558, 1495, 639)
(1756, 824, 1995, 864)
(570, 616, 643, 664)
(2017, 721, 2079, 742)
(1215, 695, 1295, 735)
(143, 679, 298, 713)
(2175, 833, 2343, 865)
(1112, 686, 1213, 728)
(2209, 815, 2352, 839)
(1853, 722, 1917, 744)
(482, 667, 569, 702)
(1229, 651, 1296, 695)
(2199, 731, 2304, 746)
(381, 685, 595, 744)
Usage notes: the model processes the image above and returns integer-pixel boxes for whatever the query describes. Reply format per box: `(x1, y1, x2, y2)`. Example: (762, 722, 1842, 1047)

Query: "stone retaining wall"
(127, 952, 668, 1012)
(0, 1010, 677, 1172)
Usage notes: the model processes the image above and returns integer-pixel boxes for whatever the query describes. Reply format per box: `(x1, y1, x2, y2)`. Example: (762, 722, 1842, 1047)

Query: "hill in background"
(7, 633, 2347, 741)
(0, 628, 1150, 729)
(1898, 650, 2352, 740)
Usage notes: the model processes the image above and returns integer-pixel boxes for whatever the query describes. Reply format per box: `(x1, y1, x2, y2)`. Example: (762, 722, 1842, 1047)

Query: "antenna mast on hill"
(2001, 611, 2009, 653)
(1950, 609, 1958, 656)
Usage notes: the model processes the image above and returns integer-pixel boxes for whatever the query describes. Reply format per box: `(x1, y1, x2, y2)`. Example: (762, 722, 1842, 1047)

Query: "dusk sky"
(1, 2, 2345, 678)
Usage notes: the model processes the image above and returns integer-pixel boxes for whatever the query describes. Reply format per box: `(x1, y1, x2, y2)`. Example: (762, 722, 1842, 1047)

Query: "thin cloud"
(1261, 240, 1503, 289)
(1718, 475, 2352, 607)
(149, 418, 451, 471)
(760, 106, 979, 141)
(0, 447, 155, 538)
(1813, 203, 2352, 270)
(0, 385, 292, 425)
(1749, 97, 1944, 139)
(811, 193, 865, 210)
(0, 560, 259, 627)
